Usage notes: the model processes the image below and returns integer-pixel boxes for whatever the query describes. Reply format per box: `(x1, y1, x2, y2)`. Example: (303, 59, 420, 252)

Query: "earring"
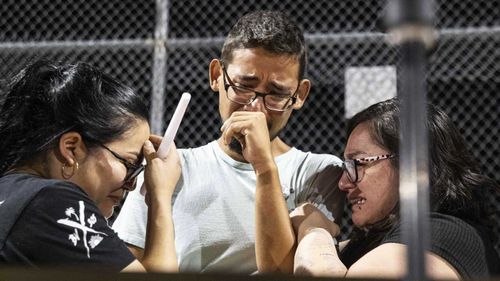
(61, 161, 79, 179)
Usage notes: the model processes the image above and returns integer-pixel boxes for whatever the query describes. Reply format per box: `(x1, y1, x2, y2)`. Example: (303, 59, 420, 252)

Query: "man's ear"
(209, 59, 222, 92)
(292, 79, 311, 110)
(57, 132, 87, 165)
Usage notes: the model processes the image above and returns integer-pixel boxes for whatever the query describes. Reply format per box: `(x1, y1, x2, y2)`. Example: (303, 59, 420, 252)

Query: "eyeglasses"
(220, 60, 299, 112)
(99, 144, 145, 186)
(342, 154, 395, 183)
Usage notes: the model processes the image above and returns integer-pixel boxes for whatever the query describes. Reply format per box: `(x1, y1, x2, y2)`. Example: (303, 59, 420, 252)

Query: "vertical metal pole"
(399, 40, 430, 281)
(150, 0, 169, 135)
(385, 0, 436, 280)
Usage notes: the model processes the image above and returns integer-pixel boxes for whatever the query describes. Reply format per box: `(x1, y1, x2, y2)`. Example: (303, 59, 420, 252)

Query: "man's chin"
(227, 133, 278, 157)
(228, 138, 243, 155)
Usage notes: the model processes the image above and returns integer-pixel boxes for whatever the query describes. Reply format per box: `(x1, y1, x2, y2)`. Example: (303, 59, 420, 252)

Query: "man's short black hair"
(221, 10, 307, 79)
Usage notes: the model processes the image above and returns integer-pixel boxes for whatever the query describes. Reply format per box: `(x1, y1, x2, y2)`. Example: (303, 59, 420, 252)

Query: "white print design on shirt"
(57, 200, 108, 258)
(0, 200, 4, 205)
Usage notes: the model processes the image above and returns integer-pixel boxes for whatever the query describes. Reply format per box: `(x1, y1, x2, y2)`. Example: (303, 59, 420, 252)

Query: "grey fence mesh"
(1, 0, 499, 256)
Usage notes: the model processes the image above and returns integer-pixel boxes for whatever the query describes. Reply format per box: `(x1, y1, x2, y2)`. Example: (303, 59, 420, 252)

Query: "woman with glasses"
(291, 98, 499, 279)
(0, 61, 179, 272)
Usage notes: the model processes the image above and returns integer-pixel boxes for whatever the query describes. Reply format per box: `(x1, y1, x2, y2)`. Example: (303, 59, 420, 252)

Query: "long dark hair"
(342, 98, 498, 261)
(0, 60, 149, 174)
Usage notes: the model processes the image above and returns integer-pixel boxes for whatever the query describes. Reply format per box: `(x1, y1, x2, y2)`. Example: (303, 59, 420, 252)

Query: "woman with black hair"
(291, 98, 499, 279)
(0, 61, 178, 272)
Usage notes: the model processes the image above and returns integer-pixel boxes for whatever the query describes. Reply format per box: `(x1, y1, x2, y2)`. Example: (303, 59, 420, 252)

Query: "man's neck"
(217, 137, 292, 163)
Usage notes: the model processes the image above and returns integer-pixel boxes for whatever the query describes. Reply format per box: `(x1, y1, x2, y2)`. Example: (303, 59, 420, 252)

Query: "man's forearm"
(255, 165, 295, 273)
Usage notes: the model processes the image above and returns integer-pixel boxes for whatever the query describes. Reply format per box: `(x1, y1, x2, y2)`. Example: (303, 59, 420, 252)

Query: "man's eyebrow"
(233, 74, 259, 83)
(269, 82, 292, 93)
(231, 72, 295, 93)
(238, 76, 293, 91)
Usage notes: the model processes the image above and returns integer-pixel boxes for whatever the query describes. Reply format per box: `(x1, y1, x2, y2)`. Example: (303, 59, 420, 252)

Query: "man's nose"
(338, 171, 355, 192)
(243, 96, 265, 112)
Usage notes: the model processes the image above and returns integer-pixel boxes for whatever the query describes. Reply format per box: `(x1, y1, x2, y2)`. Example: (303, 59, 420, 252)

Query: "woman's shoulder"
(1, 172, 82, 191)
(1, 174, 134, 269)
(0, 173, 91, 219)
(428, 212, 485, 247)
(0, 173, 93, 250)
(382, 213, 480, 241)
(429, 213, 500, 276)
(382, 212, 494, 278)
(1, 172, 83, 200)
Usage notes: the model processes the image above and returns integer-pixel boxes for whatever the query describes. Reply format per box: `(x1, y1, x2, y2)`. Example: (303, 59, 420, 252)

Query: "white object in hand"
(140, 92, 191, 195)
(157, 92, 191, 158)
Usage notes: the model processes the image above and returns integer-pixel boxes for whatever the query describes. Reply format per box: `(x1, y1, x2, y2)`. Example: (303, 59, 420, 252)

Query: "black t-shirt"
(382, 213, 499, 278)
(340, 213, 499, 278)
(0, 173, 135, 271)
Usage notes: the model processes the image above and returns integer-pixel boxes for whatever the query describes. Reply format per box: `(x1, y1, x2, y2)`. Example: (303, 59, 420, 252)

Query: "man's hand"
(221, 111, 275, 173)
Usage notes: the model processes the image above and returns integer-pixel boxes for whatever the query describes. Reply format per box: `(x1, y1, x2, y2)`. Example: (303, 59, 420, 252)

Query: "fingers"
(166, 142, 177, 156)
(142, 140, 157, 163)
(220, 112, 266, 132)
(290, 204, 307, 218)
(142, 139, 181, 200)
(220, 113, 265, 146)
(292, 203, 340, 237)
(164, 142, 181, 167)
(149, 134, 163, 148)
(221, 120, 249, 146)
(330, 223, 341, 237)
(296, 203, 314, 214)
(147, 136, 178, 159)
(220, 112, 272, 166)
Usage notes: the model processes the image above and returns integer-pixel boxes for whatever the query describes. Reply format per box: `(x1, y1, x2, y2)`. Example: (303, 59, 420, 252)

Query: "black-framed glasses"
(342, 154, 395, 183)
(220, 60, 300, 112)
(99, 144, 145, 186)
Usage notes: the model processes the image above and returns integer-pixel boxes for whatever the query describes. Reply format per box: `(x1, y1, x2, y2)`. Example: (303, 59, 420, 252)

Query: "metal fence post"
(150, 0, 170, 135)
(385, 0, 436, 280)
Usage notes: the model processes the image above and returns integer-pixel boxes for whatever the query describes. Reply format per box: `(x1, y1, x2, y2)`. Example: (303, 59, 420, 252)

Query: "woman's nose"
(122, 178, 137, 192)
(338, 171, 355, 191)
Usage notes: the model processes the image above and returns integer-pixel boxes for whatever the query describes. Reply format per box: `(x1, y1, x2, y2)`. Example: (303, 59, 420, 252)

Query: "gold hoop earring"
(61, 161, 79, 179)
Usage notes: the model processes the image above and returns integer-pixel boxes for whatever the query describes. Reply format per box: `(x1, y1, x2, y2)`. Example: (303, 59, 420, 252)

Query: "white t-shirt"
(113, 140, 344, 273)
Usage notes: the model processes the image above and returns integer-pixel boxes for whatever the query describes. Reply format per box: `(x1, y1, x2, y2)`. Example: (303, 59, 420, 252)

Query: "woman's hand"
(142, 135, 181, 206)
(291, 203, 346, 277)
(290, 203, 340, 242)
(139, 135, 180, 272)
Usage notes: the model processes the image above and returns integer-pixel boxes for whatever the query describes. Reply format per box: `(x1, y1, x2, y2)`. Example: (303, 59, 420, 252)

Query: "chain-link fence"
(1, 0, 499, 256)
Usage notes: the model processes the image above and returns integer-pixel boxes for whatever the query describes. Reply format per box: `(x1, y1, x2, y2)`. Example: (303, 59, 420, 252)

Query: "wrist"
(253, 160, 277, 176)
(300, 227, 338, 244)
(305, 227, 334, 237)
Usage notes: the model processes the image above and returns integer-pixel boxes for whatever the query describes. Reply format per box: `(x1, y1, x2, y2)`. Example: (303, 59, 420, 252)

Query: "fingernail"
(145, 140, 153, 147)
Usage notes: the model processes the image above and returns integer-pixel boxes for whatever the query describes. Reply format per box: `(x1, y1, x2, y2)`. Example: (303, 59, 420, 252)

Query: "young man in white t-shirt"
(113, 10, 344, 274)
